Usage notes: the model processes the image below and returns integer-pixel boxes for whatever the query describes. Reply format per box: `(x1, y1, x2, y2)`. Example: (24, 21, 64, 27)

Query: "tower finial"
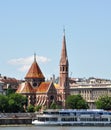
(34, 53, 36, 62)
(63, 26, 65, 36)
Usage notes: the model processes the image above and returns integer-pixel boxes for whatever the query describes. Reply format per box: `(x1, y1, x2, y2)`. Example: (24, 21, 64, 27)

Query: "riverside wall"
(0, 113, 36, 125)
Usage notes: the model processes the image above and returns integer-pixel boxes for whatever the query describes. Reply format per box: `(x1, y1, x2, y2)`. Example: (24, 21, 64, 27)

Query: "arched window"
(63, 66, 64, 71)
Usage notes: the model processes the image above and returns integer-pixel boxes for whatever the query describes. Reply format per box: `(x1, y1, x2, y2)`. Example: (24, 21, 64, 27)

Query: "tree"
(0, 94, 8, 112)
(6, 87, 15, 96)
(0, 93, 27, 113)
(8, 93, 27, 112)
(49, 102, 57, 109)
(66, 94, 89, 109)
(95, 95, 111, 110)
(35, 105, 42, 112)
(27, 104, 35, 112)
(49, 101, 62, 109)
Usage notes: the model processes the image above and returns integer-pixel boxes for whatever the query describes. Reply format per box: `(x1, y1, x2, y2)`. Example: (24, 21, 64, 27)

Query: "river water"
(0, 126, 111, 130)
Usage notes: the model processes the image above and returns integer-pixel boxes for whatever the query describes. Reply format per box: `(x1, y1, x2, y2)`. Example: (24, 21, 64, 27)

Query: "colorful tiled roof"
(25, 56, 45, 79)
(16, 81, 34, 93)
(36, 82, 50, 93)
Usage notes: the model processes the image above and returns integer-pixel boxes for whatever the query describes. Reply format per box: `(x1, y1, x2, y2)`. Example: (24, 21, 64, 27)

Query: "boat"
(32, 109, 111, 126)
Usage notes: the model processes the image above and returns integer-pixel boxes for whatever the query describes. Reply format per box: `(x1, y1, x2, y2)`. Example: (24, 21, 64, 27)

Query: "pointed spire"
(34, 53, 36, 62)
(63, 27, 65, 36)
(60, 29, 68, 65)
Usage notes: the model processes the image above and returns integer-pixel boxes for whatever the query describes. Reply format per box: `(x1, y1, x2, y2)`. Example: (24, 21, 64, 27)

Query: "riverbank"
(0, 113, 36, 125)
(0, 113, 111, 127)
(0, 118, 32, 125)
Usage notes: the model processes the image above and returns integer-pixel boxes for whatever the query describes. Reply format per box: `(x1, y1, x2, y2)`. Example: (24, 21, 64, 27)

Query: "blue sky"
(0, 0, 111, 80)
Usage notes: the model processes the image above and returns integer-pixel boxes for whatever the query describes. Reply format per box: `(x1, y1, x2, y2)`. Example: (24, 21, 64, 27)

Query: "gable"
(47, 82, 57, 94)
(16, 81, 34, 93)
(35, 82, 57, 94)
(36, 82, 50, 93)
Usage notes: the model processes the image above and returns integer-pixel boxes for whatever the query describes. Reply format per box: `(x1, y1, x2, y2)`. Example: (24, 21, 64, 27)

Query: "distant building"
(0, 81, 4, 94)
(70, 77, 111, 108)
(0, 75, 19, 94)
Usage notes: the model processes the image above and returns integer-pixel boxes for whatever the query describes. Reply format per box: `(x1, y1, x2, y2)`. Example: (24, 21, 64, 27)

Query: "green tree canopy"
(35, 105, 42, 112)
(6, 87, 15, 96)
(0, 94, 8, 112)
(95, 95, 111, 110)
(49, 101, 57, 109)
(66, 94, 89, 109)
(27, 104, 35, 112)
(8, 93, 27, 112)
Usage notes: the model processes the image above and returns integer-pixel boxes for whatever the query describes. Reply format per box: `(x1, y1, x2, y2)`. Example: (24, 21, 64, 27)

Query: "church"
(15, 32, 111, 109)
(16, 32, 70, 109)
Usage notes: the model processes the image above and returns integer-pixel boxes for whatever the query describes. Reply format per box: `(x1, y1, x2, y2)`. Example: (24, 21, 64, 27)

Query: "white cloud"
(18, 65, 30, 72)
(8, 55, 51, 72)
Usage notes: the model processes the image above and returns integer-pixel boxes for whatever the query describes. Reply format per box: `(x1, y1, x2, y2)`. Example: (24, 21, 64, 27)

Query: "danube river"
(0, 126, 111, 130)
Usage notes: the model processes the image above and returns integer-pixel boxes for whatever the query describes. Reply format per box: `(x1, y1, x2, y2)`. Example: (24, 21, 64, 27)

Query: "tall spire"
(59, 30, 69, 108)
(63, 27, 65, 35)
(60, 29, 68, 65)
(59, 30, 69, 87)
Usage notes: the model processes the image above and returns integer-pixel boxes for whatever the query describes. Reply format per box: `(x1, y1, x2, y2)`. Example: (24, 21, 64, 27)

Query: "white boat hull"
(32, 120, 111, 126)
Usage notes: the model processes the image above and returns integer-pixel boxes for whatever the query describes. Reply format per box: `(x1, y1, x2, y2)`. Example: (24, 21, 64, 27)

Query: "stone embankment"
(0, 113, 36, 125)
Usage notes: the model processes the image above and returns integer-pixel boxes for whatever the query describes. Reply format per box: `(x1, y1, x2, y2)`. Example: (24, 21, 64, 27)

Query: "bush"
(27, 104, 35, 112)
(35, 105, 42, 112)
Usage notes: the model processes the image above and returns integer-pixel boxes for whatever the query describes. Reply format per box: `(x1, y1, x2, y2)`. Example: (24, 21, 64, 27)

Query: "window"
(50, 95, 54, 100)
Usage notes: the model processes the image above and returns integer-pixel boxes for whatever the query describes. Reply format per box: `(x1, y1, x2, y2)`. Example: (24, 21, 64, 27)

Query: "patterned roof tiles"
(16, 82, 34, 93)
(25, 59, 45, 79)
(36, 82, 50, 93)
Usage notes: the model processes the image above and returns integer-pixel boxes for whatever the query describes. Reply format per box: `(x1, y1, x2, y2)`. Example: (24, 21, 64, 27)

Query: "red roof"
(36, 82, 50, 93)
(25, 60, 45, 79)
(16, 82, 34, 93)
(0, 78, 18, 83)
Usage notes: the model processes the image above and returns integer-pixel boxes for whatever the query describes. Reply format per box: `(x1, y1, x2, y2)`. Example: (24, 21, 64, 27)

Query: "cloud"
(8, 55, 51, 72)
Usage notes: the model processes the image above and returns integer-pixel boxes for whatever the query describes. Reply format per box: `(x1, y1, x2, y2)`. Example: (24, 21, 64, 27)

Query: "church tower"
(59, 30, 69, 108)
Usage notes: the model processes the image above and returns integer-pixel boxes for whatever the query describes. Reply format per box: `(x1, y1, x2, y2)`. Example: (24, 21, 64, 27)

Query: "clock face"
(33, 82, 37, 87)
